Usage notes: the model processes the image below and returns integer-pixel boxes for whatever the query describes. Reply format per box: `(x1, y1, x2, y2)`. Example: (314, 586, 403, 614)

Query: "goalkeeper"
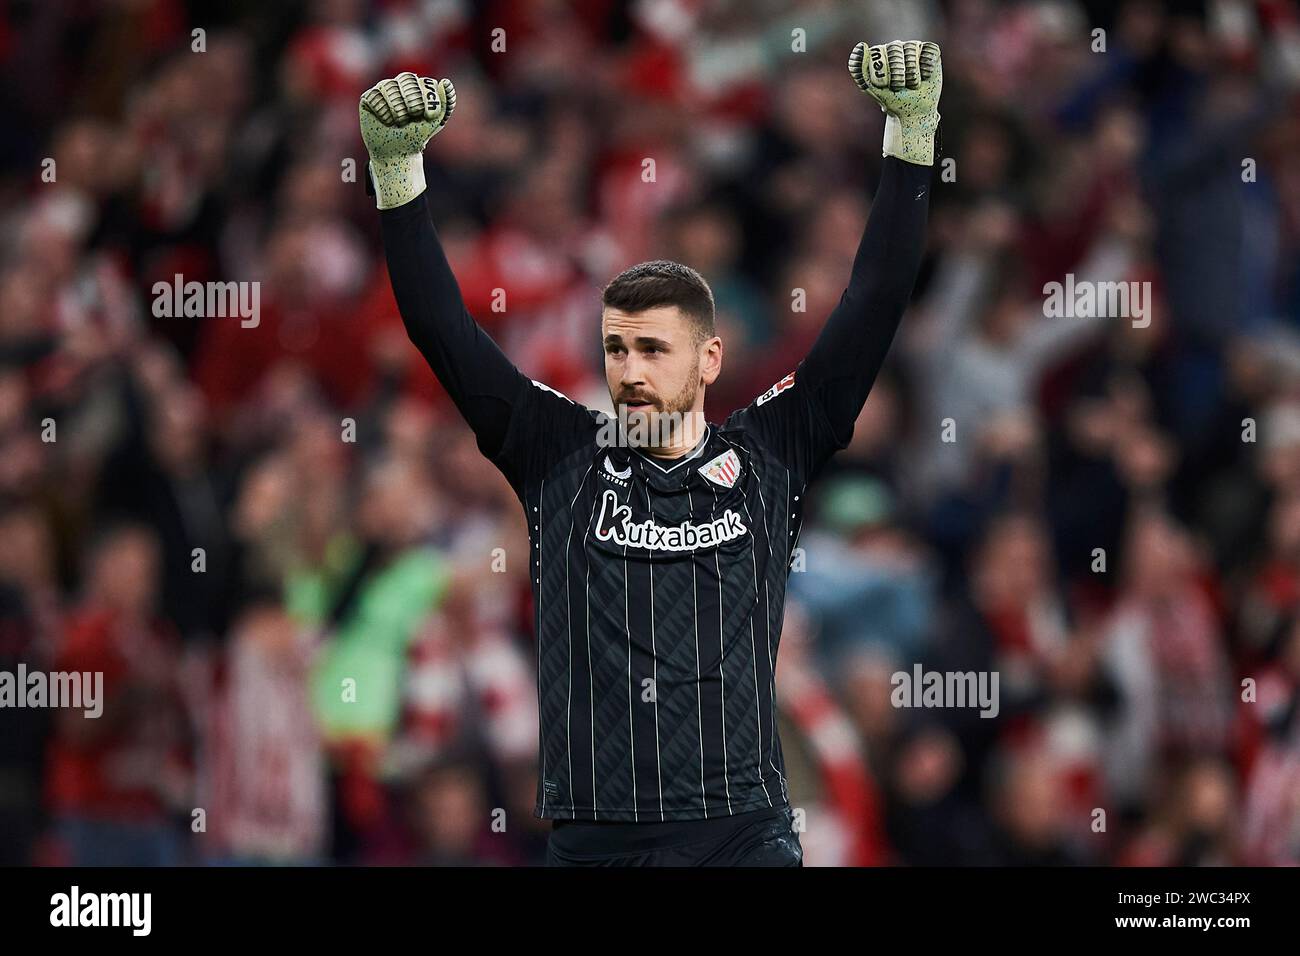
(361, 42, 940, 866)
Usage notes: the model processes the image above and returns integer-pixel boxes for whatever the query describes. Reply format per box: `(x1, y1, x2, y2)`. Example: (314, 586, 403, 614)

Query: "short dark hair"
(601, 260, 716, 343)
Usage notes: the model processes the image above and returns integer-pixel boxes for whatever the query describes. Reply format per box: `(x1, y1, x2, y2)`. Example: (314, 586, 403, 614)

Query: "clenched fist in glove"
(359, 73, 456, 209)
(848, 41, 942, 166)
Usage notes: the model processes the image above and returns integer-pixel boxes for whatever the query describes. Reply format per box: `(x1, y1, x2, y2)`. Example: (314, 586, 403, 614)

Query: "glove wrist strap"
(882, 112, 939, 166)
(369, 156, 427, 210)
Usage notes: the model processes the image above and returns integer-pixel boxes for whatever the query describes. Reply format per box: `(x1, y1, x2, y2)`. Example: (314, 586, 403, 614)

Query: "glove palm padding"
(359, 73, 456, 209)
(849, 41, 942, 166)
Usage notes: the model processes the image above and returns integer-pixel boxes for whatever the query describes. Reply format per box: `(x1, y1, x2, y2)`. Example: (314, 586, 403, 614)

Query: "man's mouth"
(621, 398, 655, 411)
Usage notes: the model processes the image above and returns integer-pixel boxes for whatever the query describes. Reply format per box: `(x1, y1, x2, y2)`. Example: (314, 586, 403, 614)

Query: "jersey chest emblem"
(698, 449, 742, 489)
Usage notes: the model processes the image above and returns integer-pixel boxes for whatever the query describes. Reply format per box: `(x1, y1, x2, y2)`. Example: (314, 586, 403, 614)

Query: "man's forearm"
(800, 157, 932, 445)
(380, 191, 524, 457)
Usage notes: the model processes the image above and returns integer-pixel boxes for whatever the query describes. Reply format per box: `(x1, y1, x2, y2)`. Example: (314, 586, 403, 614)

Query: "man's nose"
(620, 358, 646, 387)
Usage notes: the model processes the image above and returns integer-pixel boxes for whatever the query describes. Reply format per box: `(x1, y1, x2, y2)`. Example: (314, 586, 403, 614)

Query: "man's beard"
(614, 360, 701, 449)
(660, 366, 699, 417)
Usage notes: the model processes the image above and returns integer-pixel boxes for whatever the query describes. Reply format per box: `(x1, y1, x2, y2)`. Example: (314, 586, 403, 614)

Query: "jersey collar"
(632, 425, 712, 473)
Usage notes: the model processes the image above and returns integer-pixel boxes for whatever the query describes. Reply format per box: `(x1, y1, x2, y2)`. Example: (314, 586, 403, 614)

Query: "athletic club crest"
(698, 449, 742, 489)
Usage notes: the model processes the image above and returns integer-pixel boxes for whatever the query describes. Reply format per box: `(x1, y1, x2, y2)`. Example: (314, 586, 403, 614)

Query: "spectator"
(45, 523, 192, 866)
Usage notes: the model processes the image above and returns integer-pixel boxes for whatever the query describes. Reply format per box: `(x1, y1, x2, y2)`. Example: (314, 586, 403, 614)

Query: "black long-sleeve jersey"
(380, 157, 930, 821)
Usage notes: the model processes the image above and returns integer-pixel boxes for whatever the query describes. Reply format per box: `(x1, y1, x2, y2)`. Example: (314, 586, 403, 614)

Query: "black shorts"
(545, 806, 803, 867)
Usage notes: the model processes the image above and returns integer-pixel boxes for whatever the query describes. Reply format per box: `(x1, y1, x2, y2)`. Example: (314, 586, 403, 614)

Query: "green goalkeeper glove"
(358, 73, 456, 210)
(848, 40, 942, 166)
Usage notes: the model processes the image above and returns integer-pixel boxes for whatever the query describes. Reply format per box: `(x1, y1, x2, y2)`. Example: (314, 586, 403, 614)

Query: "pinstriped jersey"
(495, 370, 843, 821)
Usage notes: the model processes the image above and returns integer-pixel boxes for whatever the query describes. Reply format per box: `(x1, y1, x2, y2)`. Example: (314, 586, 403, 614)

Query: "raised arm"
(359, 74, 529, 461)
(360, 75, 598, 489)
(733, 42, 938, 483)
(805, 41, 940, 442)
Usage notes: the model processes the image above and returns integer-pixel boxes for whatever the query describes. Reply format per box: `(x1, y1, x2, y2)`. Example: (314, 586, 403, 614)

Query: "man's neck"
(644, 409, 707, 460)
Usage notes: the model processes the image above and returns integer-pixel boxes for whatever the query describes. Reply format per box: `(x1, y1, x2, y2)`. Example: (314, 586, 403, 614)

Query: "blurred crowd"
(1, 0, 1299, 866)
